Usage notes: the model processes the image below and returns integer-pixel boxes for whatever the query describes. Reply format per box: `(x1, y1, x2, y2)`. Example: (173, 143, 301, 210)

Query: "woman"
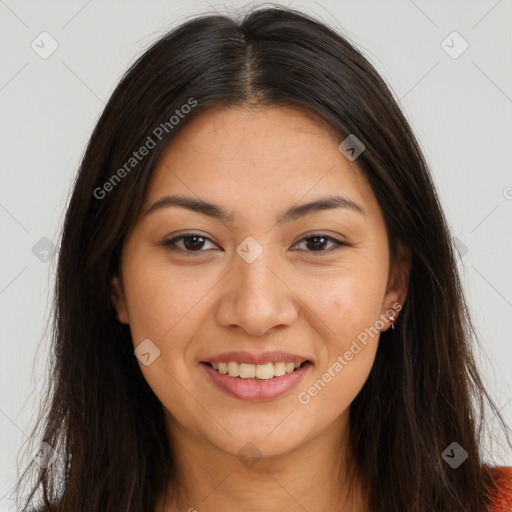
(15, 6, 512, 512)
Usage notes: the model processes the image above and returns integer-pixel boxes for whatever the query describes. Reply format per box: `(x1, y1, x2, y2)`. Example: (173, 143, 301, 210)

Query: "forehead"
(142, 105, 380, 225)
(158, 104, 341, 163)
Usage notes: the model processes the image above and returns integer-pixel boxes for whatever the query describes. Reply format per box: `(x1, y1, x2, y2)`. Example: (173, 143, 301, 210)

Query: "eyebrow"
(145, 193, 366, 224)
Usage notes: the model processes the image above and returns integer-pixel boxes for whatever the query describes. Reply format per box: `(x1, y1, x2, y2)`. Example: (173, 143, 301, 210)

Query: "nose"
(215, 248, 299, 337)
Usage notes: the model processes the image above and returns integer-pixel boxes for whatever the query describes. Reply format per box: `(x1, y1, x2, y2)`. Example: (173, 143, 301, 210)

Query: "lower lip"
(200, 362, 312, 402)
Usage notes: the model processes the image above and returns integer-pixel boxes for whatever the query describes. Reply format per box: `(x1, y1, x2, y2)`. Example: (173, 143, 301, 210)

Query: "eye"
(160, 232, 348, 255)
(292, 233, 347, 253)
(160, 233, 219, 253)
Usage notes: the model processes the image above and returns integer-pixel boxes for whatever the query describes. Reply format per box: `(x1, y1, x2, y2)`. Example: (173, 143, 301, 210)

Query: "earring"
(387, 311, 396, 331)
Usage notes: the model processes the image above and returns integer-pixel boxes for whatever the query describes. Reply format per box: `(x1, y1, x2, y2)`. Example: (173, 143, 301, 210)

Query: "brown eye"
(161, 233, 218, 252)
(293, 234, 345, 253)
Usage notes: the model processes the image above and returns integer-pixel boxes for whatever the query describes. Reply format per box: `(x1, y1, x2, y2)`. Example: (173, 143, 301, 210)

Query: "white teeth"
(273, 362, 286, 377)
(210, 361, 306, 379)
(239, 363, 256, 378)
(227, 361, 239, 377)
(255, 362, 274, 380)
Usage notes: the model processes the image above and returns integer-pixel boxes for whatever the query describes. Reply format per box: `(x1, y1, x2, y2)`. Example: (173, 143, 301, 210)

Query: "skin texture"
(111, 105, 410, 512)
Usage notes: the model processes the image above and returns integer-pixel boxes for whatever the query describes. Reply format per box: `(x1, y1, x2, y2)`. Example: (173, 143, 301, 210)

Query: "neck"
(156, 411, 366, 512)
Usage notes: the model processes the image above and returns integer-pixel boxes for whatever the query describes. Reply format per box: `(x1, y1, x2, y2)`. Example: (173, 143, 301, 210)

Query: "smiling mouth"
(203, 360, 311, 380)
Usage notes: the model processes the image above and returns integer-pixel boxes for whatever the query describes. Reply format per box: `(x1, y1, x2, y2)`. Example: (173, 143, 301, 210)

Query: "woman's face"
(111, 105, 407, 460)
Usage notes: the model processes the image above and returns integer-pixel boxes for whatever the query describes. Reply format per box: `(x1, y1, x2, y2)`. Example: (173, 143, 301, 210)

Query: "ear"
(111, 275, 129, 324)
(381, 244, 411, 331)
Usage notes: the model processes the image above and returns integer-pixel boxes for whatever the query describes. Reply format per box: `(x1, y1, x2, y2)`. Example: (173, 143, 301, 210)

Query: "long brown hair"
(14, 5, 510, 511)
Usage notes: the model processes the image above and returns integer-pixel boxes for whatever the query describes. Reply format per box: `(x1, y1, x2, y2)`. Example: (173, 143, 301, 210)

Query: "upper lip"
(203, 351, 311, 365)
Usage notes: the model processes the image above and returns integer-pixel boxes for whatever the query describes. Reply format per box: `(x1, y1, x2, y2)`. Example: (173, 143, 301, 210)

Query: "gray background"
(1, 0, 511, 508)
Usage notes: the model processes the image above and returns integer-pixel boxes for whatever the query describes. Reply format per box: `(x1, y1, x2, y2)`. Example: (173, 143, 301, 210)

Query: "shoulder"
(488, 466, 512, 512)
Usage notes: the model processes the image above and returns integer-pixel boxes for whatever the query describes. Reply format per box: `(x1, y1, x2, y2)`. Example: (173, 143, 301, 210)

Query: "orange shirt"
(489, 466, 512, 512)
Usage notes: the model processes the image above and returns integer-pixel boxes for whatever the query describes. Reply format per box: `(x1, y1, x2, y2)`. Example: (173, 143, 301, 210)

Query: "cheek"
(294, 261, 385, 412)
(297, 278, 381, 421)
(122, 257, 215, 345)
(303, 263, 388, 344)
(121, 258, 210, 412)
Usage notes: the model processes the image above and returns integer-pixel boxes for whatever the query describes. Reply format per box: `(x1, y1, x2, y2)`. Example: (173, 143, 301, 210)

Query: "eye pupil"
(306, 236, 328, 251)
(183, 235, 205, 251)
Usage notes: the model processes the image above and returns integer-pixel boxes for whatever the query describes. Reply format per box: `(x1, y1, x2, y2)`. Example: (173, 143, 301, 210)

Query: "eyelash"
(160, 232, 349, 255)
